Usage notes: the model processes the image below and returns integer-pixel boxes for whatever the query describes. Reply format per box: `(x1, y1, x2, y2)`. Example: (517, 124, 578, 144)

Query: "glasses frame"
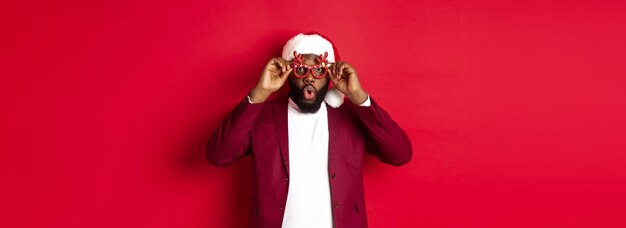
(290, 51, 332, 79)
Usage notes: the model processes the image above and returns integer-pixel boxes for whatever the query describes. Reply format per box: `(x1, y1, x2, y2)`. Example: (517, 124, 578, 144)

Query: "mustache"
(301, 84, 316, 91)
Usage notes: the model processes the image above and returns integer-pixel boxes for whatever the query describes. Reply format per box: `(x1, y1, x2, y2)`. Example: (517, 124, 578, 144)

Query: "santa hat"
(282, 32, 344, 108)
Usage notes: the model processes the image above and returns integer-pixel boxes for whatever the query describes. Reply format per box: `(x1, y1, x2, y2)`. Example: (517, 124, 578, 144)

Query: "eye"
(296, 66, 306, 73)
(312, 67, 326, 76)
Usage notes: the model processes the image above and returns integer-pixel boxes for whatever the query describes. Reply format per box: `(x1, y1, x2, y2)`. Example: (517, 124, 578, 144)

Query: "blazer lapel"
(326, 103, 338, 174)
(272, 97, 290, 176)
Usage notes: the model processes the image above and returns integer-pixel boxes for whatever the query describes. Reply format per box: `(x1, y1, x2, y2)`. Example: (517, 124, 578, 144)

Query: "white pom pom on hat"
(282, 32, 344, 108)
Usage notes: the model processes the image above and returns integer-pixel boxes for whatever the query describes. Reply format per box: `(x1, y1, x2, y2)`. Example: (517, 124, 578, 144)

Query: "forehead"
(296, 54, 320, 65)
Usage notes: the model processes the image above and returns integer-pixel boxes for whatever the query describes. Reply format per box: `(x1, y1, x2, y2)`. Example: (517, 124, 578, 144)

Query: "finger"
(329, 63, 338, 81)
(328, 68, 339, 85)
(345, 67, 356, 76)
(281, 58, 291, 71)
(334, 62, 342, 77)
(266, 59, 277, 71)
(279, 67, 292, 81)
(332, 62, 339, 78)
(342, 63, 354, 75)
(338, 62, 347, 79)
(274, 58, 286, 73)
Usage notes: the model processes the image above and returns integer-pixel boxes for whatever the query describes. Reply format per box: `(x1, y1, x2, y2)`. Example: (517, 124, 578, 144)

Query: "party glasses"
(290, 51, 332, 79)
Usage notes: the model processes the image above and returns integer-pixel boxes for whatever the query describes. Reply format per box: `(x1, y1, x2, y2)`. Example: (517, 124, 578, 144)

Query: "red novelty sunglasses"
(290, 51, 332, 79)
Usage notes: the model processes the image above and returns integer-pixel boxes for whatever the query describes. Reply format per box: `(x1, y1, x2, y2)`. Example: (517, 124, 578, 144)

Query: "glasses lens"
(312, 67, 327, 77)
(295, 66, 308, 77)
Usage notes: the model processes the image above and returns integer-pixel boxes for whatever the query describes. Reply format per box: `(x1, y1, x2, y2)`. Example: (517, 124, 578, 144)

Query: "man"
(206, 32, 412, 228)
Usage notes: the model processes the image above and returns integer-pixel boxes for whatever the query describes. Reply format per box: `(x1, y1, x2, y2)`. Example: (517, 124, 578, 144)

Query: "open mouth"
(303, 85, 316, 100)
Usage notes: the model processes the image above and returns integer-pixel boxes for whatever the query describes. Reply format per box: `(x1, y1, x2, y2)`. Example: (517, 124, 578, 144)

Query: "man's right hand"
(249, 58, 292, 103)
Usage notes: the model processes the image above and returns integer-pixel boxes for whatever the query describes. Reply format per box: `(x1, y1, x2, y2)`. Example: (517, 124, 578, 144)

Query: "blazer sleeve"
(353, 96, 413, 166)
(205, 96, 265, 167)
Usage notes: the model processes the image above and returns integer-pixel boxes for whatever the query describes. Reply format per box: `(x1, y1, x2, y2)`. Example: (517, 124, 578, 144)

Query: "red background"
(2, 0, 626, 227)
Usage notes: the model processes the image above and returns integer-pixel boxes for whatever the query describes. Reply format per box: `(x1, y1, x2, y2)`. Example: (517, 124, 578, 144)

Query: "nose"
(303, 72, 315, 84)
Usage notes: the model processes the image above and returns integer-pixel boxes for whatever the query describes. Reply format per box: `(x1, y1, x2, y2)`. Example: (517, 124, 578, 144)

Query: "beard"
(288, 79, 330, 113)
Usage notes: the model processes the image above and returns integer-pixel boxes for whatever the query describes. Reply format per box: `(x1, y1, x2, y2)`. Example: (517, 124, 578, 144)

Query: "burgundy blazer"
(206, 95, 412, 228)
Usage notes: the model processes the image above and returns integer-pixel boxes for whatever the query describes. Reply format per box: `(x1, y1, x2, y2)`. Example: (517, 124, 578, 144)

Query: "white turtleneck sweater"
(282, 97, 331, 228)
(248, 95, 370, 228)
(282, 97, 369, 228)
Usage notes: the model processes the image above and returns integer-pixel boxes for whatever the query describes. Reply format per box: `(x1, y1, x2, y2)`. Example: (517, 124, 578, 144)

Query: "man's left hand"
(329, 61, 369, 105)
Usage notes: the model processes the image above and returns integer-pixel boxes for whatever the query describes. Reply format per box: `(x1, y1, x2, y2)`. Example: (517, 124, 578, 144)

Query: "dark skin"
(250, 54, 369, 105)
